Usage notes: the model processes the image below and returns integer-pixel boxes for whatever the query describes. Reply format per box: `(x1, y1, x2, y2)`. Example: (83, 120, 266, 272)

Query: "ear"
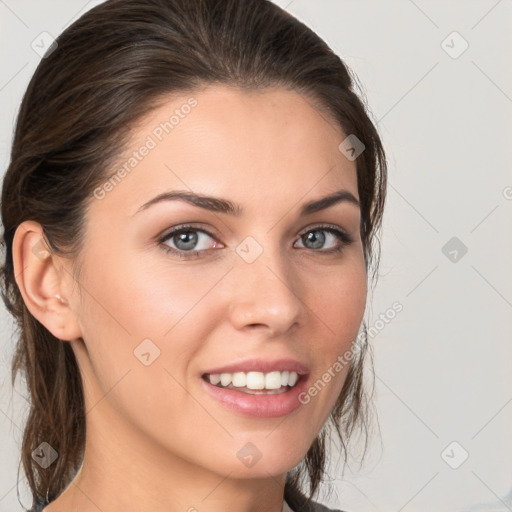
(12, 220, 83, 342)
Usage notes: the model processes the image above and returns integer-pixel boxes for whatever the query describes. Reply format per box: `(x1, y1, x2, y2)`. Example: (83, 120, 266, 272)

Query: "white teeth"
(209, 373, 221, 385)
(232, 372, 246, 387)
(246, 371, 265, 389)
(220, 373, 232, 387)
(265, 371, 282, 390)
(206, 370, 300, 390)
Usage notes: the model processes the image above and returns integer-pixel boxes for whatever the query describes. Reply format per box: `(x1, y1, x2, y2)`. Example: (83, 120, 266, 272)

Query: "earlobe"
(12, 220, 82, 342)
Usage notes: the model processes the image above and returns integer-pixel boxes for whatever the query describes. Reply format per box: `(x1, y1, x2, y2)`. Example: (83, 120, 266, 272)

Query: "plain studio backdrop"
(0, 1, 511, 511)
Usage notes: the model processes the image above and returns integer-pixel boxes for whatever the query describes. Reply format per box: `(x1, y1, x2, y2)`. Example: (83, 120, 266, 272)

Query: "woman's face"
(66, 84, 367, 480)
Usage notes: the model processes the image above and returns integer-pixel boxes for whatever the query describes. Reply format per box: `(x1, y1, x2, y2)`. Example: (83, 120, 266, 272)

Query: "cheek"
(75, 251, 233, 411)
(310, 260, 367, 346)
(81, 249, 220, 340)
(73, 256, 212, 433)
(300, 259, 366, 412)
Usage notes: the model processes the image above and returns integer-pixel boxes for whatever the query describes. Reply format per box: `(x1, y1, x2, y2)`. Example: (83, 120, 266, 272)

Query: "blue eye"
(159, 224, 354, 259)
(297, 227, 354, 251)
(158, 224, 219, 259)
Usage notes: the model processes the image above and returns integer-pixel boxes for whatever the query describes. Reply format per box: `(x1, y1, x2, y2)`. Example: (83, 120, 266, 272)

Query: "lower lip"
(200, 375, 310, 418)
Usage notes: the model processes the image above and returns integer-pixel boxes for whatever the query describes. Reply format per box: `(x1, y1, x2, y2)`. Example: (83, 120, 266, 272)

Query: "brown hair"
(0, 0, 386, 510)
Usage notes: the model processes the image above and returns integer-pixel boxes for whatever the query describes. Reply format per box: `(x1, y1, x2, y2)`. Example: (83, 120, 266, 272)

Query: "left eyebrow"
(300, 189, 360, 215)
(134, 189, 360, 217)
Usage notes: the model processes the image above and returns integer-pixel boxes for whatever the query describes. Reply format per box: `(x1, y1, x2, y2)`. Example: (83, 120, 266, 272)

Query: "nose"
(227, 243, 305, 336)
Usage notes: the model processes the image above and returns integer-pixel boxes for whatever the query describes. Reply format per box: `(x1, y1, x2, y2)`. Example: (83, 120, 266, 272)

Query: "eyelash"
(158, 223, 355, 260)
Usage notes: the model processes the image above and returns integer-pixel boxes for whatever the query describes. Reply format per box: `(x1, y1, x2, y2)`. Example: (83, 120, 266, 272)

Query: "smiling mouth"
(201, 370, 303, 395)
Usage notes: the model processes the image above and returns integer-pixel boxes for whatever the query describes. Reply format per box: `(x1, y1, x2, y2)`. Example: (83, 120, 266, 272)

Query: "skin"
(13, 84, 367, 512)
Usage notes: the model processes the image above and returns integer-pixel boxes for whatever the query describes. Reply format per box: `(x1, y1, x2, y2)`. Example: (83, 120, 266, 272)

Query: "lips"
(201, 371, 310, 418)
(199, 357, 311, 418)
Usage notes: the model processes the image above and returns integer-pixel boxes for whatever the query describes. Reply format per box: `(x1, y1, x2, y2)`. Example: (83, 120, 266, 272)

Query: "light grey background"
(1, 1, 511, 511)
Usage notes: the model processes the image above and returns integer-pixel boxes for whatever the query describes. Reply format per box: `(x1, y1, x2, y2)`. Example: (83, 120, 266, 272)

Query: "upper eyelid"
(159, 224, 218, 242)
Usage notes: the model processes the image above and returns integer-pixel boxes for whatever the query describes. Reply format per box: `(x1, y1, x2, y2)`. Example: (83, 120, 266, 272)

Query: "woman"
(0, 0, 387, 511)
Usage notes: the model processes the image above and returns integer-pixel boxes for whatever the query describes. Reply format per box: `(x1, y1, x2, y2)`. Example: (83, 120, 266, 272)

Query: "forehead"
(91, 84, 358, 218)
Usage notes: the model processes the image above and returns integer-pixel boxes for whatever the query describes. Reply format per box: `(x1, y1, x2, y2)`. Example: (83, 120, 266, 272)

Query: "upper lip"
(202, 358, 309, 376)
